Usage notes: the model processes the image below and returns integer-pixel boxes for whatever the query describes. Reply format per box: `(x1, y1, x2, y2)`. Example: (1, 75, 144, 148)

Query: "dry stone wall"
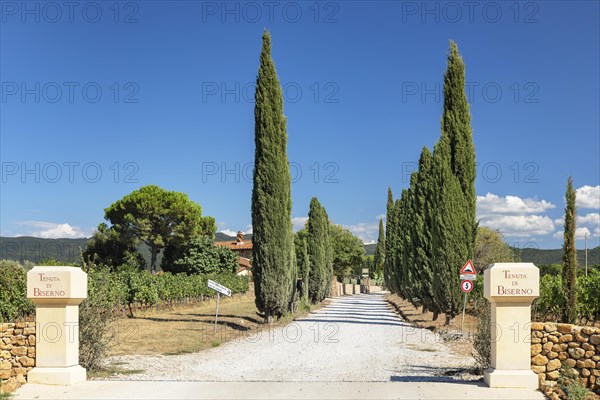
(0, 322, 35, 393)
(531, 322, 600, 393)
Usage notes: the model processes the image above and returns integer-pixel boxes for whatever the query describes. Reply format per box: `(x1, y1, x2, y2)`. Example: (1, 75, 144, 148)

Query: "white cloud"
(477, 193, 555, 216)
(292, 217, 308, 231)
(578, 212, 600, 226)
(576, 185, 600, 208)
(553, 227, 592, 240)
(481, 215, 555, 237)
(219, 229, 238, 237)
(16, 221, 89, 239)
(342, 221, 379, 244)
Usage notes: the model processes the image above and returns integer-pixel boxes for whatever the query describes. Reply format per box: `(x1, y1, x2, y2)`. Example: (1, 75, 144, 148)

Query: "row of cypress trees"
(251, 30, 334, 322)
(382, 41, 477, 324)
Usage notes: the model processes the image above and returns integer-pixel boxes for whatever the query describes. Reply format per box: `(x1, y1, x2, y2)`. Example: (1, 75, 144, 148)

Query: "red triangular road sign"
(460, 260, 476, 274)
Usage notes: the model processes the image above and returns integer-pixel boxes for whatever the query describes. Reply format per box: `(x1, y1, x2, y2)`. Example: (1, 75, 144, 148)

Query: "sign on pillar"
(484, 263, 539, 389)
(26, 266, 88, 385)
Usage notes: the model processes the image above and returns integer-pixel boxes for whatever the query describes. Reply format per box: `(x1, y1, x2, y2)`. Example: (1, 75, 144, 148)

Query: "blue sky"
(1, 0, 599, 250)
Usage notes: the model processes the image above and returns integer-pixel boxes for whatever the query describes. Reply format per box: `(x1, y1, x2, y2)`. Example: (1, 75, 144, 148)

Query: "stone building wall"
(531, 322, 600, 393)
(0, 322, 35, 393)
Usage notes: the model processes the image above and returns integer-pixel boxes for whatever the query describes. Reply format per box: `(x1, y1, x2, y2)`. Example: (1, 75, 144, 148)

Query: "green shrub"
(162, 237, 238, 275)
(533, 274, 565, 321)
(0, 260, 34, 322)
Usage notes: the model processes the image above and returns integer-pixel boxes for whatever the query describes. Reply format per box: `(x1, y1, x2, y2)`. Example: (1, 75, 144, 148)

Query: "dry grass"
(385, 293, 477, 359)
(108, 294, 319, 356)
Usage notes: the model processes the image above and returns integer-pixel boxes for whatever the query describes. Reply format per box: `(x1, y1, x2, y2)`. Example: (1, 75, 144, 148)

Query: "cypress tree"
(393, 196, 406, 298)
(373, 218, 385, 278)
(251, 30, 294, 322)
(441, 40, 477, 268)
(562, 177, 578, 324)
(307, 197, 331, 303)
(384, 188, 397, 293)
(301, 238, 310, 301)
(429, 41, 477, 324)
(431, 138, 466, 324)
(413, 147, 439, 318)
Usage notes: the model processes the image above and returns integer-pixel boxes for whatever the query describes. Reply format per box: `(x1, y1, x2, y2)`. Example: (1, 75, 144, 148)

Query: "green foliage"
(473, 227, 515, 272)
(162, 236, 238, 275)
(294, 230, 310, 302)
(558, 365, 590, 400)
(562, 177, 578, 324)
(384, 188, 397, 293)
(538, 263, 562, 277)
(0, 260, 34, 322)
(104, 185, 214, 273)
(533, 274, 565, 320)
(307, 198, 333, 303)
(412, 147, 437, 314)
(373, 218, 385, 278)
(329, 223, 364, 279)
(83, 223, 146, 270)
(251, 30, 294, 321)
(576, 269, 600, 321)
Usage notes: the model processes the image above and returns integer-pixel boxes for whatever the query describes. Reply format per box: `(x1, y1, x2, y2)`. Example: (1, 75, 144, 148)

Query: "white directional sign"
(208, 279, 232, 297)
(460, 274, 477, 280)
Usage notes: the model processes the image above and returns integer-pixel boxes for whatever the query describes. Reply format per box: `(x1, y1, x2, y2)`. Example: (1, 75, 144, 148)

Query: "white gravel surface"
(107, 293, 475, 382)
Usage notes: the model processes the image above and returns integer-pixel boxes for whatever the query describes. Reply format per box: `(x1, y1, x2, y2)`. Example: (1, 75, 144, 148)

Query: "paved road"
(105, 292, 473, 382)
(14, 293, 544, 399)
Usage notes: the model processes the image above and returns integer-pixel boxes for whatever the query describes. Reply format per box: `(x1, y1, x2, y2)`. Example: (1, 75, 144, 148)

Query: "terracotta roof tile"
(215, 241, 253, 250)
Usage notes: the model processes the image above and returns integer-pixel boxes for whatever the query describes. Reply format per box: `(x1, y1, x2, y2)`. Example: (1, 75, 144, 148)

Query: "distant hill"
(4, 235, 596, 268)
(0, 232, 249, 265)
(364, 243, 376, 255)
(0, 236, 88, 264)
(513, 246, 600, 266)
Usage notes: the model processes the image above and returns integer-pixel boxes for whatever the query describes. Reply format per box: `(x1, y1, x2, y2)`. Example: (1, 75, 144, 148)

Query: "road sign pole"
(461, 291, 467, 331)
(214, 292, 221, 334)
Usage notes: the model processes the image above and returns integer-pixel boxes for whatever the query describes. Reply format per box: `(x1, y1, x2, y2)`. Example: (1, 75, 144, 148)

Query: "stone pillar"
(26, 266, 87, 385)
(484, 263, 539, 389)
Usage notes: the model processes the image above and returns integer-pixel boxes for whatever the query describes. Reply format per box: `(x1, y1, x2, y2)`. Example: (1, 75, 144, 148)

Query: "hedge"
(0, 260, 249, 321)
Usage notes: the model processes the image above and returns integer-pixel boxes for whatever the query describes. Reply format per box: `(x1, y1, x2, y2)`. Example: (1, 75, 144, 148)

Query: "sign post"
(459, 260, 476, 330)
(26, 266, 88, 385)
(207, 279, 231, 334)
(484, 262, 539, 389)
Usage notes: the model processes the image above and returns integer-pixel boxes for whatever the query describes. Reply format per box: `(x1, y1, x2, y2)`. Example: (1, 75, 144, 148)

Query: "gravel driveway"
(107, 293, 475, 382)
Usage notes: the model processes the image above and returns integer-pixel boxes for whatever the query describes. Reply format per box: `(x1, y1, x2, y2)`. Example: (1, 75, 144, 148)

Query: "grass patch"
(0, 392, 13, 400)
(88, 364, 145, 379)
(108, 293, 327, 357)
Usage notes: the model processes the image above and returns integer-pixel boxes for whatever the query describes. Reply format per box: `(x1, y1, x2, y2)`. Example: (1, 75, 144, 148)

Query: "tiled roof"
(238, 257, 252, 269)
(215, 241, 253, 250)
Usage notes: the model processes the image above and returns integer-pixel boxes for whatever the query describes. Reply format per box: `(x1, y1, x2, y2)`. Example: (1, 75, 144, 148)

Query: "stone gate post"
(26, 266, 88, 385)
(484, 262, 539, 389)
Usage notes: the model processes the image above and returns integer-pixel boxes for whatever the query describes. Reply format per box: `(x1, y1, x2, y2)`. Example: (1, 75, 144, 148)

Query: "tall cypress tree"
(441, 40, 477, 267)
(251, 30, 294, 322)
(413, 147, 439, 318)
(429, 41, 476, 324)
(431, 138, 466, 324)
(373, 218, 386, 278)
(301, 238, 310, 301)
(393, 196, 406, 298)
(307, 197, 331, 303)
(384, 188, 397, 293)
(562, 177, 578, 324)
